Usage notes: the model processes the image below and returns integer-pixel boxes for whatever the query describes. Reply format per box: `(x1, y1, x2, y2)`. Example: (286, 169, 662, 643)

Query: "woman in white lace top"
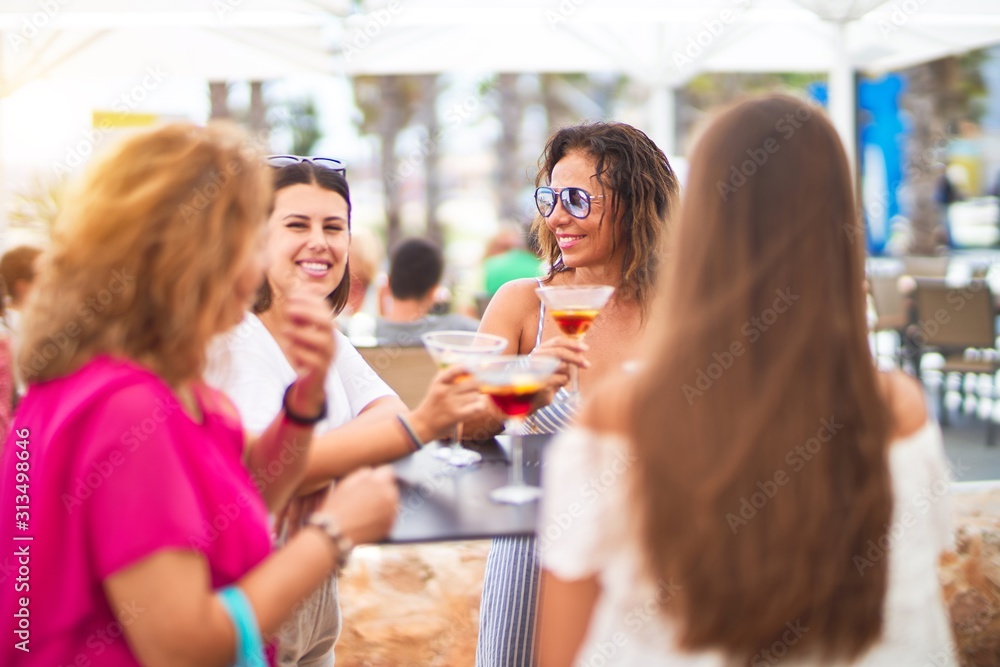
(538, 95, 958, 667)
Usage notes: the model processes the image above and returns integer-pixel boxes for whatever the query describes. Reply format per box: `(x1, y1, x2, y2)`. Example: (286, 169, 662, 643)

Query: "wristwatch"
(306, 512, 353, 569)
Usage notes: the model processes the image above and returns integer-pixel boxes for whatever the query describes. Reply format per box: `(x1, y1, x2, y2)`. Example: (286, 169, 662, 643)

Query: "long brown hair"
(629, 95, 892, 663)
(18, 122, 271, 386)
(531, 122, 679, 314)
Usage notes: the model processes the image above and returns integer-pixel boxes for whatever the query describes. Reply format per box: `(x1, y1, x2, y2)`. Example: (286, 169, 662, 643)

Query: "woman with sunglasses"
(471, 122, 679, 666)
(0, 124, 398, 667)
(208, 156, 485, 667)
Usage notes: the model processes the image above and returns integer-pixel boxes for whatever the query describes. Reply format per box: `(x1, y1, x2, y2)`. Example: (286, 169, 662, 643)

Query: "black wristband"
(282, 384, 327, 426)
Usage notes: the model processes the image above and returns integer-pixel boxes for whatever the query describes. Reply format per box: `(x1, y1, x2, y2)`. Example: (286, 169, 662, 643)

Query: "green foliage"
(6, 173, 67, 235)
(271, 97, 322, 156)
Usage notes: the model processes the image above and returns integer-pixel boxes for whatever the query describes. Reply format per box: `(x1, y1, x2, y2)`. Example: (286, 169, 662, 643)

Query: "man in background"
(376, 238, 478, 347)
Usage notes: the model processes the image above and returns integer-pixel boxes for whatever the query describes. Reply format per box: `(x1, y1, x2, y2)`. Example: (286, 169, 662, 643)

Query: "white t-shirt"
(206, 312, 397, 435)
(540, 422, 958, 667)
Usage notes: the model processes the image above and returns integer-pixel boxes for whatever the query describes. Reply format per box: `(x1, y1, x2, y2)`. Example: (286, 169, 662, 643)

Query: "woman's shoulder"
(878, 370, 929, 443)
(488, 278, 544, 310)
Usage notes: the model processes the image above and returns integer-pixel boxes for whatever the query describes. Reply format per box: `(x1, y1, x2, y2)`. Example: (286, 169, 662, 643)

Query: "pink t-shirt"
(0, 355, 273, 666)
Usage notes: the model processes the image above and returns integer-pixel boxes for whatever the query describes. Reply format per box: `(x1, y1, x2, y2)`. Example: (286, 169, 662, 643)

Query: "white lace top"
(539, 421, 958, 667)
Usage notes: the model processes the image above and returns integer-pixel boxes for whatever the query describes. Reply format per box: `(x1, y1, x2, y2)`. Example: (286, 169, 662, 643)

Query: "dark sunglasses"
(267, 155, 347, 175)
(534, 186, 605, 219)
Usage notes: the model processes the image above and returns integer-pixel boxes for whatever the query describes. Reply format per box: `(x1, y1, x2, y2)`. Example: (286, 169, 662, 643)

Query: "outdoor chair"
(907, 277, 999, 446)
(902, 255, 950, 278)
(869, 270, 908, 366)
(357, 345, 439, 410)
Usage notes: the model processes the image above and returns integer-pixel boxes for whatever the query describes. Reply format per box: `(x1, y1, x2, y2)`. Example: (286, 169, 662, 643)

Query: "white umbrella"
(336, 0, 1000, 162)
(0, 0, 346, 93)
(0, 0, 346, 200)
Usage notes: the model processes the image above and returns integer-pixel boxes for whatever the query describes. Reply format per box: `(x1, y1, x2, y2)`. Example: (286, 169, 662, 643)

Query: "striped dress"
(476, 293, 577, 667)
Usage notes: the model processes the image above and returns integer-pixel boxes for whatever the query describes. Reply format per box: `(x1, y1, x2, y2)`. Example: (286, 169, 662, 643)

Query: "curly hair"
(531, 121, 679, 315)
(18, 122, 271, 386)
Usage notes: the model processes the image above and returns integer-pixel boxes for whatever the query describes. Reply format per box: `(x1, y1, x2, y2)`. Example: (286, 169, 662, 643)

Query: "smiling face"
(265, 183, 350, 302)
(545, 151, 619, 269)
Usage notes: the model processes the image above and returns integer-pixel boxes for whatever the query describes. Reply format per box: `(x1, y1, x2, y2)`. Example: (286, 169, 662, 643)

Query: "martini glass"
(535, 285, 615, 400)
(468, 355, 560, 504)
(421, 331, 508, 467)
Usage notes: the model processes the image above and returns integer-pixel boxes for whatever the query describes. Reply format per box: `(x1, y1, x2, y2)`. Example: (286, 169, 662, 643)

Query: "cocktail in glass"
(535, 285, 615, 399)
(421, 331, 508, 467)
(468, 355, 560, 504)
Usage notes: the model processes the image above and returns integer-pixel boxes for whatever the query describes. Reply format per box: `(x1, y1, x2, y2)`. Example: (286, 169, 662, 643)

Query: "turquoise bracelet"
(218, 586, 267, 667)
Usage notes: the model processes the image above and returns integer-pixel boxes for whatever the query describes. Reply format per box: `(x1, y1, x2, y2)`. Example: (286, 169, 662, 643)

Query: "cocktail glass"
(468, 355, 560, 504)
(421, 331, 508, 467)
(535, 285, 615, 399)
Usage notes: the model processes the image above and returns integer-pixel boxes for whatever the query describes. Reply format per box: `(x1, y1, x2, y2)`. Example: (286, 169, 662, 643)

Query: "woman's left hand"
(283, 291, 336, 417)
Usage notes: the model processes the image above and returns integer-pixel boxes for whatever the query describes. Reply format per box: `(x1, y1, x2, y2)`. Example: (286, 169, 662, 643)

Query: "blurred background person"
(472, 121, 679, 667)
(538, 95, 955, 667)
(482, 223, 544, 299)
(0, 245, 42, 400)
(0, 245, 42, 335)
(0, 122, 398, 667)
(208, 158, 484, 667)
(375, 237, 479, 347)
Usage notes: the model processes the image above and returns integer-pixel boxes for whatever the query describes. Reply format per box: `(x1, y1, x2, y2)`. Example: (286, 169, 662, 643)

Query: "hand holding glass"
(468, 355, 560, 504)
(421, 331, 508, 467)
(535, 285, 615, 399)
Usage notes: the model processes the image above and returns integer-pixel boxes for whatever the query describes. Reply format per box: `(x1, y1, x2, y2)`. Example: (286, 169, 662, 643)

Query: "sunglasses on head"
(267, 155, 347, 175)
(534, 186, 605, 219)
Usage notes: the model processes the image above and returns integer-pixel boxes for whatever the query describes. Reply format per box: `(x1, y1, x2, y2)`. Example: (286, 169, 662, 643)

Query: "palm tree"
(353, 75, 424, 248)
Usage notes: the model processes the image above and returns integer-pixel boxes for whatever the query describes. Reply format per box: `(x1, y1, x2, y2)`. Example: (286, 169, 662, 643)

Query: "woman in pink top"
(0, 123, 398, 667)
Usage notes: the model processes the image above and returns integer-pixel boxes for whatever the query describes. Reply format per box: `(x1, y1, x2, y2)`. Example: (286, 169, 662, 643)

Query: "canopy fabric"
(336, 0, 1000, 81)
(0, 0, 345, 94)
(333, 0, 1000, 158)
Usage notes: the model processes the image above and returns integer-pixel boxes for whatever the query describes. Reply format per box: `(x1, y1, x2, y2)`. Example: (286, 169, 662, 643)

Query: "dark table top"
(386, 434, 552, 544)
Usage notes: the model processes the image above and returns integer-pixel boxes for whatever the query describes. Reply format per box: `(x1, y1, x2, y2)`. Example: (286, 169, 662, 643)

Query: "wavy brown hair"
(18, 122, 271, 386)
(628, 95, 892, 663)
(531, 121, 678, 315)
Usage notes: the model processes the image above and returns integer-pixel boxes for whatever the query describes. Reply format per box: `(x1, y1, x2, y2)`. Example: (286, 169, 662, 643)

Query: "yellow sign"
(92, 111, 159, 129)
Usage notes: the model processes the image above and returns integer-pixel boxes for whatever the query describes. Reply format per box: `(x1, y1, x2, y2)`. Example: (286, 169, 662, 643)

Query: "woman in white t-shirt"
(538, 96, 957, 666)
(209, 158, 484, 667)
